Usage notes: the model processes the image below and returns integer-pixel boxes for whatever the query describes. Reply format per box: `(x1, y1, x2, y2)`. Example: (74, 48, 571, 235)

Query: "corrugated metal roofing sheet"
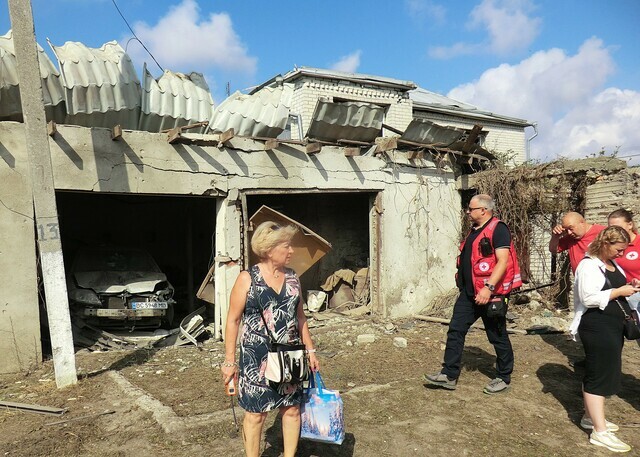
(0, 30, 65, 122)
(49, 40, 140, 129)
(306, 99, 384, 143)
(208, 83, 293, 138)
(139, 64, 215, 133)
(410, 87, 531, 127)
(401, 118, 465, 146)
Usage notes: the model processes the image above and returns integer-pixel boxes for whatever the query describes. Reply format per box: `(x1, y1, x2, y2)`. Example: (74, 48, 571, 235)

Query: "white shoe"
(580, 416, 619, 432)
(590, 430, 631, 453)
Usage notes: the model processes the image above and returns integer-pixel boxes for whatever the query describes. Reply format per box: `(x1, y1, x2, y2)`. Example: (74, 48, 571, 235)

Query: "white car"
(67, 247, 176, 329)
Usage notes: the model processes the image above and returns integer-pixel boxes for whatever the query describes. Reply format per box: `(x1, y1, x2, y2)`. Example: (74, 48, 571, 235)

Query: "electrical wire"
(110, 0, 164, 73)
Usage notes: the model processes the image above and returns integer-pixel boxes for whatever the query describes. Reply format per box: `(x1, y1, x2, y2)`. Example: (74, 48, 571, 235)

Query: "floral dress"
(237, 265, 303, 413)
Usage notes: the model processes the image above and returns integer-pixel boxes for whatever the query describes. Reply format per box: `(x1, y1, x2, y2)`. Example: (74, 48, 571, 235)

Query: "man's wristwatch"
(485, 283, 495, 292)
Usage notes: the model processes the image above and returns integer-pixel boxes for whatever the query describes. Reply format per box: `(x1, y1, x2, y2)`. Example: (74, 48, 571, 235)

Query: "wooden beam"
(111, 124, 122, 141)
(264, 138, 279, 150)
(337, 138, 371, 146)
(159, 121, 208, 134)
(219, 128, 235, 144)
(167, 127, 182, 144)
(344, 147, 361, 157)
(305, 142, 322, 154)
(382, 123, 404, 135)
(461, 124, 483, 153)
(46, 120, 57, 137)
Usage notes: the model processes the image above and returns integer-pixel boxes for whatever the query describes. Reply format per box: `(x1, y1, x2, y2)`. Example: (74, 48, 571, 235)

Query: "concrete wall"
(0, 123, 41, 372)
(413, 110, 527, 164)
(0, 121, 461, 372)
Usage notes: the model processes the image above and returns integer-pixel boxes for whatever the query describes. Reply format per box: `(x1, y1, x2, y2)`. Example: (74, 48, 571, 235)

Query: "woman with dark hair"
(571, 225, 640, 453)
(608, 209, 640, 280)
(221, 221, 320, 457)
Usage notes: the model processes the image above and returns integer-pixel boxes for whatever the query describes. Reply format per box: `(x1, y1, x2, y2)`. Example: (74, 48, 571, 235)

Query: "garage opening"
(51, 191, 217, 340)
(245, 191, 377, 310)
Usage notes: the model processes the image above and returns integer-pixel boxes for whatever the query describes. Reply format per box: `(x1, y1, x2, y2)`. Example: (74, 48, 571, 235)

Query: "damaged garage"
(0, 32, 534, 377)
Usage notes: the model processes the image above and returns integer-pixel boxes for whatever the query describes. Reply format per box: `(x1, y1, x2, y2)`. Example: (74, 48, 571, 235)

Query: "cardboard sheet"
(249, 205, 332, 276)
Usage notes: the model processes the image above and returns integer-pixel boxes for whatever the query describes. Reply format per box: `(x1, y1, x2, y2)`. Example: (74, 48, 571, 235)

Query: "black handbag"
(616, 299, 640, 340)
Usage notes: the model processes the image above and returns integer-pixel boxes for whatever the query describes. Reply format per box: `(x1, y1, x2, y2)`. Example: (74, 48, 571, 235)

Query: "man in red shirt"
(608, 209, 640, 280)
(549, 212, 605, 273)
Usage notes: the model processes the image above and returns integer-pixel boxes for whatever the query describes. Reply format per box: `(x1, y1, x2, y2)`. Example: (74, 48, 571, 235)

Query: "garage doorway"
(54, 191, 217, 329)
(244, 191, 379, 311)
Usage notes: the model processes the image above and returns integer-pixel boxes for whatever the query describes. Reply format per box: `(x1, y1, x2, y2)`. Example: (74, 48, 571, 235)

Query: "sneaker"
(483, 378, 510, 394)
(423, 372, 457, 390)
(580, 416, 619, 432)
(589, 430, 631, 453)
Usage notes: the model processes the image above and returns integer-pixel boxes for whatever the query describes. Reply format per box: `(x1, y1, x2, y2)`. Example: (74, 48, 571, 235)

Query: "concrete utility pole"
(8, 0, 77, 388)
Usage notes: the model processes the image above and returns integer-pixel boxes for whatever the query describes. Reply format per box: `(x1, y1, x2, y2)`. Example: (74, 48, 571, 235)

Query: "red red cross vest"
(458, 218, 522, 295)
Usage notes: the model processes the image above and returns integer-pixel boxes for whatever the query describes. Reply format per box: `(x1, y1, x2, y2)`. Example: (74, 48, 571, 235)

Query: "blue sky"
(2, 0, 639, 162)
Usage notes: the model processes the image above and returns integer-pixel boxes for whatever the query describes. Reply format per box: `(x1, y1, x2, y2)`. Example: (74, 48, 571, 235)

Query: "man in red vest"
(425, 194, 522, 394)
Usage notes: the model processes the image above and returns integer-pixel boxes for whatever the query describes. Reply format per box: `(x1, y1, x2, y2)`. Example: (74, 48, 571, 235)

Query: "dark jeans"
(441, 292, 514, 383)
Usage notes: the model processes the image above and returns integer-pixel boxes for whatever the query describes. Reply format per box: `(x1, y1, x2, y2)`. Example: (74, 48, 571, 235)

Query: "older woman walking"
(572, 225, 640, 453)
(221, 221, 320, 457)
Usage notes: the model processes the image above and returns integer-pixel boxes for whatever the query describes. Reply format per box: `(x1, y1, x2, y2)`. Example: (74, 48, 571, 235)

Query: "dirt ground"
(1, 307, 640, 457)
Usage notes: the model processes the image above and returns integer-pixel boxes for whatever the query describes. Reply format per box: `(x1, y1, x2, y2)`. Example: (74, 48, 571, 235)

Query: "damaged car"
(67, 246, 176, 329)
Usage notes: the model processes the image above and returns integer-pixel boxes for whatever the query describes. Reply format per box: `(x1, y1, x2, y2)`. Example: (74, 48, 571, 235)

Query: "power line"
(111, 0, 164, 73)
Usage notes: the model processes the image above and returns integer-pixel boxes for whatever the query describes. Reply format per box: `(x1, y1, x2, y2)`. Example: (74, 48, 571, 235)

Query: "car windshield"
(73, 248, 162, 273)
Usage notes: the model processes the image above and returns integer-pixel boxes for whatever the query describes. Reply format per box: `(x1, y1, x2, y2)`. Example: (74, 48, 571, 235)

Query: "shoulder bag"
(259, 310, 309, 384)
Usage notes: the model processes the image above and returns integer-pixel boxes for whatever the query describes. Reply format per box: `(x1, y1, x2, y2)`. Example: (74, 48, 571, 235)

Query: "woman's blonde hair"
(587, 225, 630, 257)
(251, 221, 298, 259)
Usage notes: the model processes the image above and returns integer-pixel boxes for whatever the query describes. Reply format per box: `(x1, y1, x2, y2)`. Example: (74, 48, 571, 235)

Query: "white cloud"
(126, 0, 256, 74)
(447, 37, 640, 160)
(405, 0, 446, 24)
(330, 50, 362, 73)
(429, 0, 541, 58)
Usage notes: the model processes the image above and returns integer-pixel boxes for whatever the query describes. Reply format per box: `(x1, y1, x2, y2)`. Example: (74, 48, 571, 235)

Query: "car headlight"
(69, 289, 102, 306)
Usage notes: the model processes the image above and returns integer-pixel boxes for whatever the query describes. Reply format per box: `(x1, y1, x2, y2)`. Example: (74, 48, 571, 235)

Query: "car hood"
(73, 271, 169, 294)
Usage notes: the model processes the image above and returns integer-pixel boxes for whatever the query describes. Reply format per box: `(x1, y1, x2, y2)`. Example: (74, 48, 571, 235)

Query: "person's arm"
(221, 271, 251, 385)
(475, 248, 509, 304)
(296, 290, 320, 372)
(549, 224, 565, 253)
(575, 260, 637, 309)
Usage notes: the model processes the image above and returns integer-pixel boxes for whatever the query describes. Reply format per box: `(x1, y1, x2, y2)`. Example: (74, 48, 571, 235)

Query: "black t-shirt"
(459, 218, 512, 296)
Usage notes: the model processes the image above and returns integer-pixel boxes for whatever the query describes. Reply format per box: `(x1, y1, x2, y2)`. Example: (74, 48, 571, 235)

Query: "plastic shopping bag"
(300, 371, 345, 445)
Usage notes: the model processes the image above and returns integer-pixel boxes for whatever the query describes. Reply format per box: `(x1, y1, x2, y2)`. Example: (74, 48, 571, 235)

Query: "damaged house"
(0, 31, 535, 374)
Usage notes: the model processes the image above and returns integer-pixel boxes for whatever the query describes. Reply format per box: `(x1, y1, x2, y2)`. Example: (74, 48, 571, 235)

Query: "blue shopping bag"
(300, 371, 345, 445)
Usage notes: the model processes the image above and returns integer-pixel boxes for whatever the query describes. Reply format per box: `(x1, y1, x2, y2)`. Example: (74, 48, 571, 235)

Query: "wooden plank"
(337, 138, 371, 146)
(413, 314, 527, 335)
(111, 124, 122, 141)
(47, 120, 57, 137)
(461, 124, 483, 153)
(344, 147, 361, 157)
(0, 400, 67, 416)
(305, 142, 322, 154)
(219, 128, 235, 144)
(264, 138, 279, 150)
(167, 127, 182, 144)
(160, 121, 208, 134)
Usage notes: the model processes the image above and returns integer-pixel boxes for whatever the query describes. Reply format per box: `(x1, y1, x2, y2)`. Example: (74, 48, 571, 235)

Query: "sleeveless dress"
(578, 267, 626, 396)
(237, 265, 304, 413)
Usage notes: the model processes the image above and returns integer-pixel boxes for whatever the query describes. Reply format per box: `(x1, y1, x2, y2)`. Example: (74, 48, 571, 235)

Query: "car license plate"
(131, 301, 168, 310)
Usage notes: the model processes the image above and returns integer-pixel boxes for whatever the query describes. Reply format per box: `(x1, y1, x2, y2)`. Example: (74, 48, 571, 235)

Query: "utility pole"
(8, 0, 77, 388)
